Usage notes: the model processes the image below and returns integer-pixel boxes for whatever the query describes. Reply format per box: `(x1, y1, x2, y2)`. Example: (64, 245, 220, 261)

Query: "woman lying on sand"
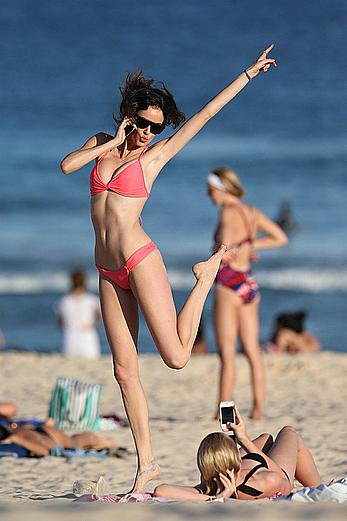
(154, 406, 321, 500)
(0, 419, 118, 456)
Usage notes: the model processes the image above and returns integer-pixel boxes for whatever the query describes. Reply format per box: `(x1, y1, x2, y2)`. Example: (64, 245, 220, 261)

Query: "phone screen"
(221, 406, 235, 425)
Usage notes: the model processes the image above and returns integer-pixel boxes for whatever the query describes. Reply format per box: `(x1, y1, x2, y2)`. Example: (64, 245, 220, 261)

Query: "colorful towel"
(74, 492, 173, 503)
(274, 477, 347, 503)
(74, 477, 347, 504)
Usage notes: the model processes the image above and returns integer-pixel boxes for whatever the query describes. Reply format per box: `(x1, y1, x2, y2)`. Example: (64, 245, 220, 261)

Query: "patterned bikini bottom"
(216, 264, 259, 304)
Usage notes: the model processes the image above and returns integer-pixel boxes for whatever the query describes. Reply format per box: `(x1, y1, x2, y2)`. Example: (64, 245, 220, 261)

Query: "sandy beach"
(0, 350, 346, 520)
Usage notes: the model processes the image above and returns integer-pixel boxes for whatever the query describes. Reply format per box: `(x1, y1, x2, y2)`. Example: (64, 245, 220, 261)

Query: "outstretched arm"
(154, 484, 210, 501)
(155, 45, 277, 166)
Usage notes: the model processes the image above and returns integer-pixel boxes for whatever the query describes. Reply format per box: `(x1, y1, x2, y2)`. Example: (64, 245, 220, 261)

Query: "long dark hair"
(113, 71, 185, 129)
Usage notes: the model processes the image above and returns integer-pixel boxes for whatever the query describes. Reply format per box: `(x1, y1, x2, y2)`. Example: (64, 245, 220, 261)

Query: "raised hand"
(245, 44, 277, 79)
(226, 405, 249, 443)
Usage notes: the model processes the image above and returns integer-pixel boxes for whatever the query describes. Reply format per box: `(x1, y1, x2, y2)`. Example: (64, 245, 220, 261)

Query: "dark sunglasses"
(134, 115, 165, 135)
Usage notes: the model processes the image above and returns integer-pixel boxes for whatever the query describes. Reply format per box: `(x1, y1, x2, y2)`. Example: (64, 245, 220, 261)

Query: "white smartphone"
(219, 401, 235, 432)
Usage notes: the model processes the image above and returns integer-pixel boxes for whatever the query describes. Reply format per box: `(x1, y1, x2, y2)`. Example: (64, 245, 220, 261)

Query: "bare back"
(214, 203, 257, 271)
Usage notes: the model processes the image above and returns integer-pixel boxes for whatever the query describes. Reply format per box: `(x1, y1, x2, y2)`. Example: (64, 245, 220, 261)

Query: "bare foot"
(249, 409, 266, 421)
(192, 245, 227, 285)
(130, 461, 161, 494)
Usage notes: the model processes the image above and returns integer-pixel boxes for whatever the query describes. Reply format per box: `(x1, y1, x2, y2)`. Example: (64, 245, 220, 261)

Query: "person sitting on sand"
(266, 311, 320, 353)
(154, 406, 321, 500)
(0, 418, 118, 457)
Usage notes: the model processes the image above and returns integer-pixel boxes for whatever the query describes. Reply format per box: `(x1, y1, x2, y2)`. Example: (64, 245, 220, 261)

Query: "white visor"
(206, 173, 226, 191)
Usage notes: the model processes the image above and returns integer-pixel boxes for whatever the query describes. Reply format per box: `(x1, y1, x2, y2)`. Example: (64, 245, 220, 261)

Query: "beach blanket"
(0, 444, 107, 459)
(274, 477, 347, 503)
(74, 493, 172, 503)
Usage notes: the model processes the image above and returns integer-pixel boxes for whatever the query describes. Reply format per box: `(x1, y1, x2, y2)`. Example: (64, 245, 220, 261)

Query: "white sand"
(0, 351, 346, 520)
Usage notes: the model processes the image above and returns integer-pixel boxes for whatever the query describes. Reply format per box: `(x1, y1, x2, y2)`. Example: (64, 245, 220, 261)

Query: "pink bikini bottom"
(96, 242, 157, 290)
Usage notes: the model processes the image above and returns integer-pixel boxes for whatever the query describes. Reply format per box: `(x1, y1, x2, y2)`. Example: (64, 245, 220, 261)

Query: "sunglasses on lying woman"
(134, 115, 165, 135)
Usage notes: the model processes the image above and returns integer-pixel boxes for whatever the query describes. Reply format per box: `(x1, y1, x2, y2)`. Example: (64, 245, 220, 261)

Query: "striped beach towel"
(48, 377, 103, 431)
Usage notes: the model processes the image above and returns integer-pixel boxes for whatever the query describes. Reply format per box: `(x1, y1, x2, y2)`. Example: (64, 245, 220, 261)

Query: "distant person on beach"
(0, 329, 5, 350)
(154, 405, 321, 500)
(56, 270, 101, 358)
(61, 45, 277, 491)
(275, 200, 298, 233)
(266, 311, 320, 353)
(0, 418, 118, 457)
(207, 167, 288, 420)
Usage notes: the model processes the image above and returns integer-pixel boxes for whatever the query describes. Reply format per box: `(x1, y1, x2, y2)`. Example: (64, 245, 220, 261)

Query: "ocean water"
(0, 0, 346, 353)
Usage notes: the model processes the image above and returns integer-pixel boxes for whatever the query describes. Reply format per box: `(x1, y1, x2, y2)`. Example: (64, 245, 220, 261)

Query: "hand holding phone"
(125, 124, 136, 135)
(221, 405, 249, 445)
(219, 401, 235, 432)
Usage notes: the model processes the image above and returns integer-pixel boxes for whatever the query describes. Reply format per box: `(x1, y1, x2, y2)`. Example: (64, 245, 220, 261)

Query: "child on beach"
(154, 406, 321, 501)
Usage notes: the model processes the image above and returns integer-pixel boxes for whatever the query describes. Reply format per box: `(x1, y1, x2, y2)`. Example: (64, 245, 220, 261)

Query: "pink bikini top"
(90, 148, 149, 198)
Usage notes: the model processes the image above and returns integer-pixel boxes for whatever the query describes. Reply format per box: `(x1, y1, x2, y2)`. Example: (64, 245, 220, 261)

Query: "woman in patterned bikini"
(207, 167, 288, 420)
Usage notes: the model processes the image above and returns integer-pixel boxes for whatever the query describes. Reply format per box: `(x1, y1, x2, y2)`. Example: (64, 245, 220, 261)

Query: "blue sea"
(1, 0, 346, 353)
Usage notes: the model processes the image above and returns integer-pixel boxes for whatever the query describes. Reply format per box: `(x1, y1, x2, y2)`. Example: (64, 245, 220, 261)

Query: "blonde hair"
(212, 167, 246, 198)
(197, 432, 241, 498)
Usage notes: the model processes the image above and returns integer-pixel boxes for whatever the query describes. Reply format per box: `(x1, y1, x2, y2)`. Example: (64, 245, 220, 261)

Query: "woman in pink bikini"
(207, 167, 288, 421)
(61, 45, 277, 492)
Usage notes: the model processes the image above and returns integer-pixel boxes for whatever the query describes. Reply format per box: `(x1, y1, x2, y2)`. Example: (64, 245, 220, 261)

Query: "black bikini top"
(236, 453, 268, 497)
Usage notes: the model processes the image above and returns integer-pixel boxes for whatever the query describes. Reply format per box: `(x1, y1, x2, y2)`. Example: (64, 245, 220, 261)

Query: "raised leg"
(99, 276, 159, 493)
(213, 284, 240, 418)
(130, 246, 226, 369)
(238, 296, 266, 420)
(267, 426, 321, 487)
